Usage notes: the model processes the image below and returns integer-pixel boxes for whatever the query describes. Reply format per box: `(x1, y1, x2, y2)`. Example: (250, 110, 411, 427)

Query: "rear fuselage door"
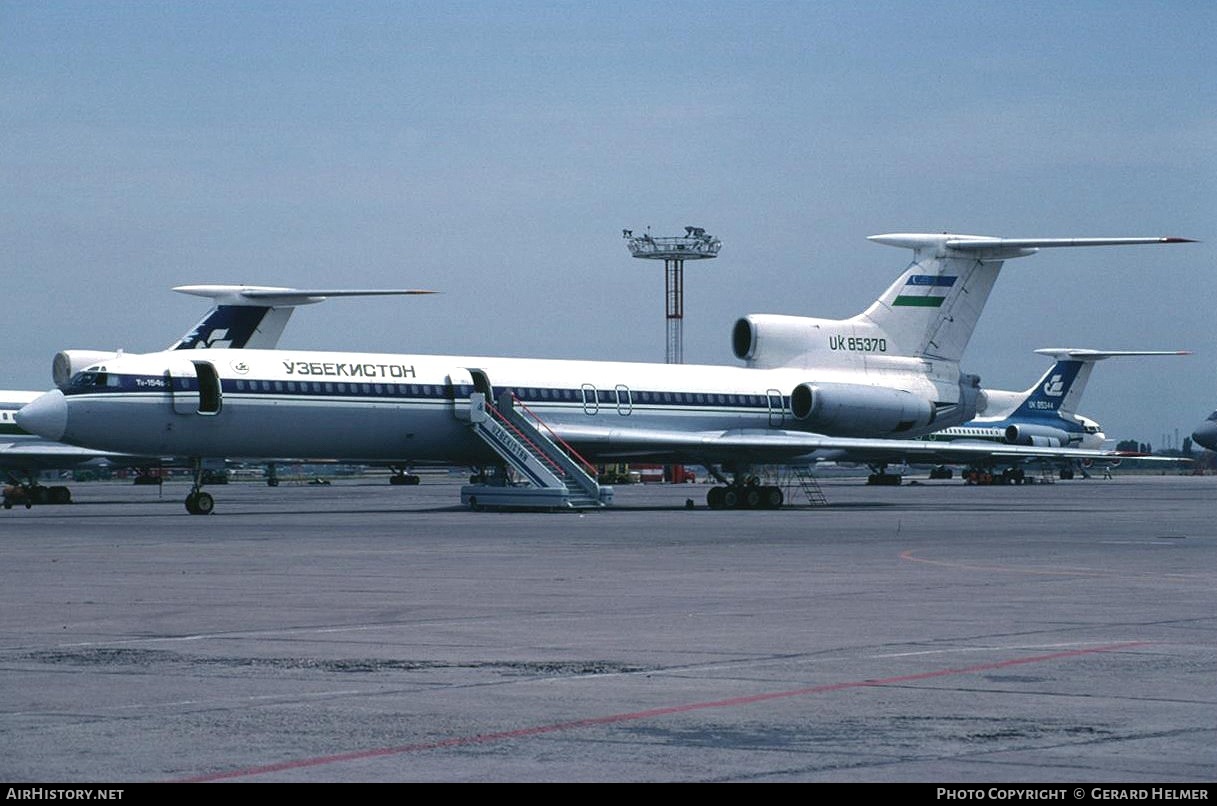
(767, 388, 785, 427)
(615, 384, 632, 416)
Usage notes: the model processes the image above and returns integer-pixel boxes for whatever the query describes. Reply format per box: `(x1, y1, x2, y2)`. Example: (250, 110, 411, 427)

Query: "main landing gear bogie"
(706, 484, 784, 510)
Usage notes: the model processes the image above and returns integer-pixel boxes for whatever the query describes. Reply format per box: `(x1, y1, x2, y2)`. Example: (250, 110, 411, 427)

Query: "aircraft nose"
(1193, 423, 1217, 452)
(16, 390, 68, 441)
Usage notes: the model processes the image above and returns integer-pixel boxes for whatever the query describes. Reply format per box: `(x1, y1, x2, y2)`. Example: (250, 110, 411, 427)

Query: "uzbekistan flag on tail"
(893, 274, 956, 307)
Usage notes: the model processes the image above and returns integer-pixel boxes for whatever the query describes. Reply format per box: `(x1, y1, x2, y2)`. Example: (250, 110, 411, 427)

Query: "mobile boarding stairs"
(460, 392, 613, 510)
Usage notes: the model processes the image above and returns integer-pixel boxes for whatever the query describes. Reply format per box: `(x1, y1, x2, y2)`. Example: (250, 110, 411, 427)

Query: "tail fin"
(1009, 348, 1191, 418)
(857, 235, 1193, 364)
(50, 285, 439, 388)
(1009, 357, 1090, 418)
(169, 285, 436, 350)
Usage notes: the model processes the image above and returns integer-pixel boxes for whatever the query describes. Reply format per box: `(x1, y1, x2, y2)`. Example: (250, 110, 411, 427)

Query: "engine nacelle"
(53, 350, 122, 389)
(790, 382, 935, 436)
(732, 315, 821, 368)
(1004, 423, 1071, 447)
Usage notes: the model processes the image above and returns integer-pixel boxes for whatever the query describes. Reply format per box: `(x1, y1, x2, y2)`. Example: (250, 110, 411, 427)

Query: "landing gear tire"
(185, 491, 215, 515)
(707, 484, 784, 510)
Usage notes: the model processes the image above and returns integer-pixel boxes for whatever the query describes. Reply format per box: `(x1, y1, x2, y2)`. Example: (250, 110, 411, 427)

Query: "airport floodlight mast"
(623, 226, 721, 364)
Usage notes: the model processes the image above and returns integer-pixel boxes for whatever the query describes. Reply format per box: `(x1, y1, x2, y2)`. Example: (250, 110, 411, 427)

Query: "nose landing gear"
(184, 459, 215, 515)
(185, 490, 215, 515)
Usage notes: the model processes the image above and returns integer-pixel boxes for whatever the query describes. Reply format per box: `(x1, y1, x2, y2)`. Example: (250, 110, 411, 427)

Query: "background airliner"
(2, 286, 431, 507)
(903, 348, 1190, 483)
(1193, 411, 1217, 452)
(17, 232, 1192, 513)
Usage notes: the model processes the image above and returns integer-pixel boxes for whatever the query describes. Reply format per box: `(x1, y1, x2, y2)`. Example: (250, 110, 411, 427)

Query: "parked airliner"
(17, 233, 1192, 513)
(1193, 410, 1217, 451)
(908, 348, 1189, 483)
(2, 286, 430, 506)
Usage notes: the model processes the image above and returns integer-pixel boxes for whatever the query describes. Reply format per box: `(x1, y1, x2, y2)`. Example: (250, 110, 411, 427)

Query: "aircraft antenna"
(622, 226, 721, 364)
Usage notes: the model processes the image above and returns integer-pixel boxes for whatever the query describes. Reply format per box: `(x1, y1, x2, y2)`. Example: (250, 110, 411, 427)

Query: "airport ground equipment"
(792, 467, 829, 507)
(461, 392, 612, 511)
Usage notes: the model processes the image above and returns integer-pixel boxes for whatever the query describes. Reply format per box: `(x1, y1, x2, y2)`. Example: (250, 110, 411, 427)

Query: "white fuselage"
(24, 347, 963, 465)
(930, 386, 1105, 450)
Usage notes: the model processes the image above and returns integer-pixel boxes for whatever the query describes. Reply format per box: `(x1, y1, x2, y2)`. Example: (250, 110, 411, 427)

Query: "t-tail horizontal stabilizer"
(1010, 348, 1192, 418)
(169, 285, 437, 350)
(733, 232, 1192, 375)
(857, 233, 1194, 366)
(51, 285, 437, 388)
(867, 234, 1196, 259)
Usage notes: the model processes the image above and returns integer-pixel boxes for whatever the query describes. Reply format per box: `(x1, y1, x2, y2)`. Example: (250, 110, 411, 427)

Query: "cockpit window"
(68, 371, 119, 388)
(1208, 410, 1217, 422)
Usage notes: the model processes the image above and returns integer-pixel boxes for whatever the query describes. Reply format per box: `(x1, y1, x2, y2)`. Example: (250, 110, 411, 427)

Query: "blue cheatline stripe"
(62, 374, 789, 411)
(906, 275, 956, 287)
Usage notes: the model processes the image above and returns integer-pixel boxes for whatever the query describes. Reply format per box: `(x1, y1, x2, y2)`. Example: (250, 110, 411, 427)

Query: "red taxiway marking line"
(177, 641, 1146, 782)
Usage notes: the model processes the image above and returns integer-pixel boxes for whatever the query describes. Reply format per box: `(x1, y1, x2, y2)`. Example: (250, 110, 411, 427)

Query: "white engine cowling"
(733, 315, 826, 368)
(790, 382, 935, 436)
(1004, 423, 1071, 447)
(53, 350, 122, 389)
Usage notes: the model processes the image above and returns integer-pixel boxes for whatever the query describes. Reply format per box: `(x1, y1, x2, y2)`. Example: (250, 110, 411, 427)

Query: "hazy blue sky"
(3, 1, 1214, 445)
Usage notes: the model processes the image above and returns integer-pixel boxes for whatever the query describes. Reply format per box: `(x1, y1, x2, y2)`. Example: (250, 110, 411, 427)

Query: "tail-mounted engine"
(1004, 423, 1073, 447)
(790, 382, 935, 436)
(734, 314, 837, 369)
(53, 351, 121, 389)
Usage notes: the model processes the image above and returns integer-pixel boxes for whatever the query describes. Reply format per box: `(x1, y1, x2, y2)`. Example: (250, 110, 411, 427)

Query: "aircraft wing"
(547, 424, 1174, 466)
(0, 441, 155, 471)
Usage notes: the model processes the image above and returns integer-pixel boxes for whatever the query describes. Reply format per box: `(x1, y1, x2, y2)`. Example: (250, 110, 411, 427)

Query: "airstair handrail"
(485, 400, 570, 480)
(510, 393, 600, 478)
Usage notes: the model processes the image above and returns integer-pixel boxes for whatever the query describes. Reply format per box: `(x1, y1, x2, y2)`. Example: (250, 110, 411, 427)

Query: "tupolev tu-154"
(17, 232, 1193, 513)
